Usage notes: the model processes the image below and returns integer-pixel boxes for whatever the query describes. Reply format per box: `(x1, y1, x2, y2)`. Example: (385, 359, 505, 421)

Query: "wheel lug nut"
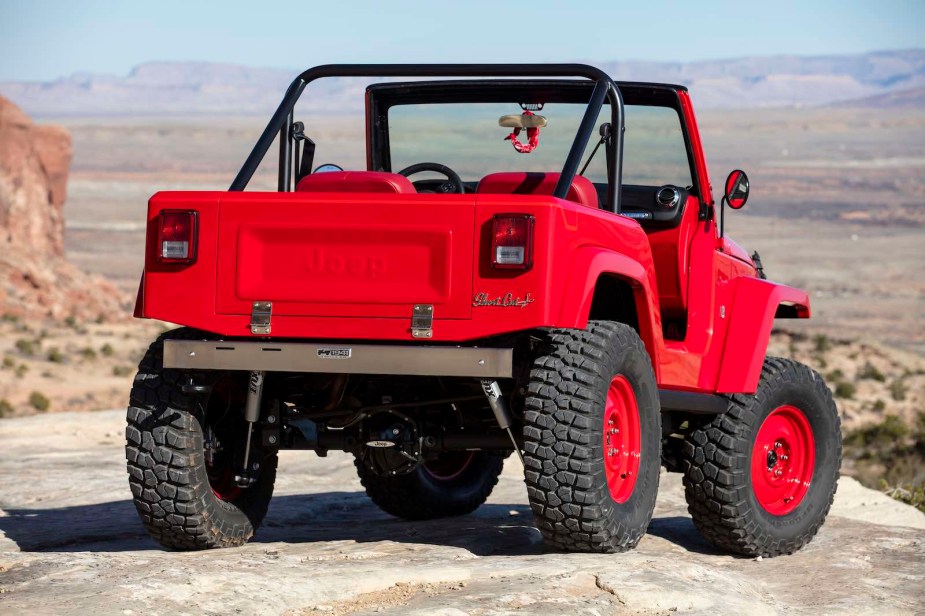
(775, 469, 782, 477)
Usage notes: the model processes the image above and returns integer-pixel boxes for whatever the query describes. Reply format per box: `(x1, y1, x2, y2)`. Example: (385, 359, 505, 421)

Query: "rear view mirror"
(724, 169, 750, 210)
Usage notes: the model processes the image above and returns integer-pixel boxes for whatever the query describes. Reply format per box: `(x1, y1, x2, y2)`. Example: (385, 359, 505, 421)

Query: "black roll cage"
(229, 64, 625, 213)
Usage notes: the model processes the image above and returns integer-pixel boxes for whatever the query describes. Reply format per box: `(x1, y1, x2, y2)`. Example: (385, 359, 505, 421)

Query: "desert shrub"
(1, 314, 19, 323)
(79, 347, 97, 361)
(890, 379, 908, 402)
(14, 364, 28, 379)
(826, 368, 844, 381)
(915, 411, 925, 440)
(28, 391, 50, 412)
(46, 348, 65, 363)
(858, 362, 886, 382)
(834, 381, 856, 399)
(845, 413, 925, 514)
(2, 356, 14, 370)
(872, 399, 886, 412)
(64, 315, 78, 329)
(813, 355, 828, 369)
(844, 415, 908, 453)
(47, 348, 66, 363)
(112, 365, 134, 377)
(813, 334, 831, 353)
(100, 343, 115, 357)
(0, 399, 12, 418)
(883, 482, 925, 513)
(14, 339, 36, 356)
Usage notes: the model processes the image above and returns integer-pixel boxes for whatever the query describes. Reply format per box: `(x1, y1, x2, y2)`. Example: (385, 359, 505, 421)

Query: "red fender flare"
(715, 277, 810, 393)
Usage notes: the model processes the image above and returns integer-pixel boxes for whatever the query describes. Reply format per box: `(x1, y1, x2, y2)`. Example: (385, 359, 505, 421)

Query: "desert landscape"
(1, 51, 924, 613)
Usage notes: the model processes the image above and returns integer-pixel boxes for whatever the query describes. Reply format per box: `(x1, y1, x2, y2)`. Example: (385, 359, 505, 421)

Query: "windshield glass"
(387, 102, 692, 187)
(388, 103, 610, 183)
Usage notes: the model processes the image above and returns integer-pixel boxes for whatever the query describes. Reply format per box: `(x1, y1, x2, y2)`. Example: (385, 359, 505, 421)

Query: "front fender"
(715, 277, 810, 393)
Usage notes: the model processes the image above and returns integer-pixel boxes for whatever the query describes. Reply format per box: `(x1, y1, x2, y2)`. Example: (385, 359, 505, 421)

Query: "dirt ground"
(0, 410, 922, 615)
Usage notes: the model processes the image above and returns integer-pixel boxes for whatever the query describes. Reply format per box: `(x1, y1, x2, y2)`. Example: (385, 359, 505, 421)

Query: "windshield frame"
(229, 64, 625, 212)
(368, 80, 700, 206)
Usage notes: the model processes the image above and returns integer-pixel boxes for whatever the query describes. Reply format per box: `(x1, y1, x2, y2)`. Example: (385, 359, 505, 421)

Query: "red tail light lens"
(491, 214, 534, 270)
(157, 210, 198, 264)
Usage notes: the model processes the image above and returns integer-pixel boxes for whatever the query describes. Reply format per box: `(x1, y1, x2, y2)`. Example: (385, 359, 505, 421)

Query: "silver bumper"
(162, 340, 513, 378)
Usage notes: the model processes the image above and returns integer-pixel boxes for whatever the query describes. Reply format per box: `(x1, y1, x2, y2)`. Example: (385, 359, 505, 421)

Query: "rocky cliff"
(0, 95, 124, 321)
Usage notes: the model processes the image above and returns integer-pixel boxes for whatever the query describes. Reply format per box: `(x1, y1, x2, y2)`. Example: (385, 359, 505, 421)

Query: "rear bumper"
(162, 340, 513, 378)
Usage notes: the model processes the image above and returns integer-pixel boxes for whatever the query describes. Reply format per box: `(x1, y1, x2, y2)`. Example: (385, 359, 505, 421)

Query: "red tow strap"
(504, 110, 540, 153)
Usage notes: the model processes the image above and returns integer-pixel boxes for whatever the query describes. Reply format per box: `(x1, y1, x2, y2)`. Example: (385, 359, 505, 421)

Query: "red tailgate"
(215, 192, 476, 319)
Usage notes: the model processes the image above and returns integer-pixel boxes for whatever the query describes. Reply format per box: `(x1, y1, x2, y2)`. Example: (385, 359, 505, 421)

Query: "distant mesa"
(0, 96, 124, 322)
(0, 50, 923, 117)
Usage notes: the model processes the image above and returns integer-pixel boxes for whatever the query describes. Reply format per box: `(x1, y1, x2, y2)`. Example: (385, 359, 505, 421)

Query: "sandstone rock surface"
(0, 410, 922, 615)
(0, 96, 124, 321)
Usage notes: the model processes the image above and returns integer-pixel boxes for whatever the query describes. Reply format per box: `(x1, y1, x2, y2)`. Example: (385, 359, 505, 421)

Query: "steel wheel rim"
(208, 464, 243, 502)
(603, 375, 641, 503)
(751, 404, 815, 515)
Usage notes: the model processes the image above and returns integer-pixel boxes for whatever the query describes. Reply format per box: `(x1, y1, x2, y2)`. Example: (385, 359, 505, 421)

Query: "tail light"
(491, 214, 534, 270)
(157, 210, 198, 264)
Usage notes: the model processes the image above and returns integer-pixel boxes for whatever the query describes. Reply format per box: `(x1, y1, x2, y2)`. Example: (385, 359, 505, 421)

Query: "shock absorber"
(235, 370, 264, 487)
(479, 379, 524, 465)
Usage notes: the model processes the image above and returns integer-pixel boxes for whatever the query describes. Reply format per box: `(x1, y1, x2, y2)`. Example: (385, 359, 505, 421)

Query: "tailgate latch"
(250, 301, 273, 335)
(411, 304, 433, 339)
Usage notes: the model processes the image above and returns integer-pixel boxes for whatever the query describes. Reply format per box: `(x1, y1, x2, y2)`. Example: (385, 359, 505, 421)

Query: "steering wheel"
(396, 162, 464, 194)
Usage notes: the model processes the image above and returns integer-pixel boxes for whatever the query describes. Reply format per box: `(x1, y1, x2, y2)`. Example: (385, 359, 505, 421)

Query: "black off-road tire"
(126, 328, 278, 550)
(681, 357, 841, 557)
(355, 451, 504, 520)
(523, 321, 661, 553)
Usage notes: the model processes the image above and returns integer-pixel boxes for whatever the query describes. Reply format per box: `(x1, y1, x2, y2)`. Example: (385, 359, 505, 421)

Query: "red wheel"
(423, 451, 475, 481)
(208, 464, 242, 502)
(603, 375, 642, 503)
(523, 322, 660, 552)
(750, 404, 815, 515)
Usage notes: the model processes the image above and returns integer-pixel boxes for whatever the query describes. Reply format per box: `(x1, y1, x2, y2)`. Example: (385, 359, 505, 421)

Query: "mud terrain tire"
(355, 451, 504, 520)
(125, 328, 277, 550)
(681, 357, 840, 557)
(523, 321, 661, 552)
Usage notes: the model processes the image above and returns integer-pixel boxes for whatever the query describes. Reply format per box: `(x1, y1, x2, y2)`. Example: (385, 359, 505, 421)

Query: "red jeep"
(127, 64, 840, 556)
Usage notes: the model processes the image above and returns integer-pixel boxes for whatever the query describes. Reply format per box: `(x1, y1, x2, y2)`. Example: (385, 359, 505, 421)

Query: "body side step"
(659, 389, 728, 415)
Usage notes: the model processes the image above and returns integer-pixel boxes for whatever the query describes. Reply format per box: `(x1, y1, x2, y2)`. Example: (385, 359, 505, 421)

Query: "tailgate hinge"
(411, 304, 433, 339)
(250, 301, 272, 335)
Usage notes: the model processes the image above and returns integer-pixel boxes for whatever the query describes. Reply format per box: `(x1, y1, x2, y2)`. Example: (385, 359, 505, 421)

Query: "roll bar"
(229, 64, 625, 213)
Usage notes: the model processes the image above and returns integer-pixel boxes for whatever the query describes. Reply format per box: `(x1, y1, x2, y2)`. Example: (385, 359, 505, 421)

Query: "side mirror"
(719, 169, 749, 238)
(724, 169, 750, 210)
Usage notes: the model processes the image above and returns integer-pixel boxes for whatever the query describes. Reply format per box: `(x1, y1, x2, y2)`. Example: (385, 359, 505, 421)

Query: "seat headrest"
(296, 171, 416, 194)
(476, 172, 599, 209)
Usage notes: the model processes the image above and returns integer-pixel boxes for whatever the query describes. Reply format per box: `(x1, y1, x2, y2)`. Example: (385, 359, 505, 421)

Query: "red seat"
(296, 171, 416, 194)
(476, 172, 599, 209)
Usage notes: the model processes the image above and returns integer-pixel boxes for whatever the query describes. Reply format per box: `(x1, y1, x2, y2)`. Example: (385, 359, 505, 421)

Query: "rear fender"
(558, 247, 663, 376)
(715, 277, 810, 393)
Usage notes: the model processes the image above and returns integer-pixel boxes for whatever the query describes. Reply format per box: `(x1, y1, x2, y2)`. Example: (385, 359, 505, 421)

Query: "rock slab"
(0, 410, 922, 615)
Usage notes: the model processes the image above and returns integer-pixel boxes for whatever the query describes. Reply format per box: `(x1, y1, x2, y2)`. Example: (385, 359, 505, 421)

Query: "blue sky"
(0, 0, 922, 81)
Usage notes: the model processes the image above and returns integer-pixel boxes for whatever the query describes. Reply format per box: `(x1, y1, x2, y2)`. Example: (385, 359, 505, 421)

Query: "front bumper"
(162, 340, 513, 378)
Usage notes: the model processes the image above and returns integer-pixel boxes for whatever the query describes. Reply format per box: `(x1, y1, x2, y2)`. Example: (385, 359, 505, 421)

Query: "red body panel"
(139, 191, 663, 347)
(135, 87, 812, 396)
